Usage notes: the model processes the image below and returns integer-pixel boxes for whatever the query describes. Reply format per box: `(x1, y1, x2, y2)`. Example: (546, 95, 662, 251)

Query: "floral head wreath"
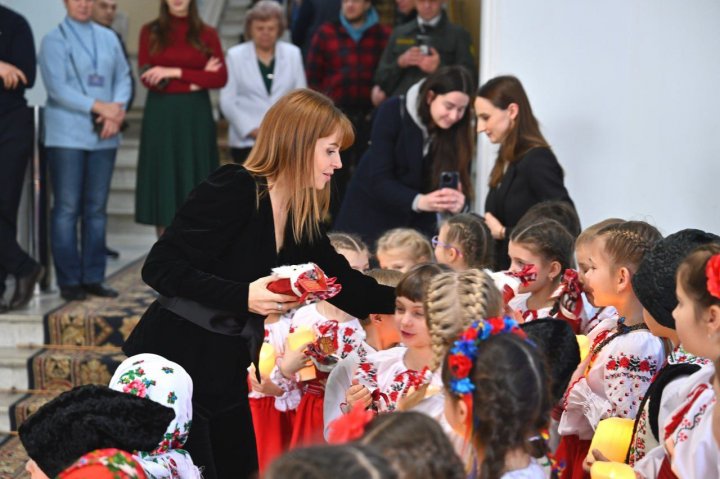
(707, 254, 720, 300)
(447, 316, 527, 397)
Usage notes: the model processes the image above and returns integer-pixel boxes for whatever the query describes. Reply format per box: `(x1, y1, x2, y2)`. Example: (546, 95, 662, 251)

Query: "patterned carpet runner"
(0, 258, 152, 477)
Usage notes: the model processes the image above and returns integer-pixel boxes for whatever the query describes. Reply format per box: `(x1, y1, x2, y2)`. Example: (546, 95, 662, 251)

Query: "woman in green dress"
(136, 0, 227, 236)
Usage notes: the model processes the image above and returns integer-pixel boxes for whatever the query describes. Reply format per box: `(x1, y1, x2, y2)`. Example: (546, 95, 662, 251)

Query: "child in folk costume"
(375, 228, 433, 273)
(433, 213, 494, 272)
(637, 244, 720, 479)
(507, 219, 590, 334)
(443, 318, 558, 479)
(323, 269, 403, 438)
(247, 311, 300, 473)
(575, 219, 624, 332)
(622, 230, 718, 474)
(556, 221, 666, 479)
(343, 263, 452, 415)
(271, 263, 366, 448)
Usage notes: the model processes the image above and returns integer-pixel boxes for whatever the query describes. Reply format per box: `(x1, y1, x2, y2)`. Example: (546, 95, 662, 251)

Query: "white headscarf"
(110, 354, 202, 479)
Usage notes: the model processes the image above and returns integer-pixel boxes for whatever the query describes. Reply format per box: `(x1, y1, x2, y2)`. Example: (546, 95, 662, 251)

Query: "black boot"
(10, 263, 44, 310)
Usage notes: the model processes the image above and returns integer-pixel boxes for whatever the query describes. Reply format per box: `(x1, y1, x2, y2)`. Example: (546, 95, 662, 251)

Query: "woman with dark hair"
(335, 65, 475, 245)
(135, 0, 227, 237)
(123, 89, 395, 479)
(476, 75, 573, 270)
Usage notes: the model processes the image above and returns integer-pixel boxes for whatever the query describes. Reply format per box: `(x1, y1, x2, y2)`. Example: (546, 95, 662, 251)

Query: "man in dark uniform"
(372, 0, 476, 103)
(0, 6, 44, 312)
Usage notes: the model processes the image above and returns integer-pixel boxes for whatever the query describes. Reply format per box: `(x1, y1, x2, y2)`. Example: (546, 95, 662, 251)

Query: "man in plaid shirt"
(306, 0, 390, 217)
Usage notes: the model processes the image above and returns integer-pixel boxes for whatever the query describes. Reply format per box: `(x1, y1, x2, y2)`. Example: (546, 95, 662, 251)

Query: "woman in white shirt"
(220, 0, 306, 164)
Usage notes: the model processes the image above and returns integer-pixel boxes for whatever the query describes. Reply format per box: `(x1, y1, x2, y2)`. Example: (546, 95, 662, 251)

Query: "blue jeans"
(47, 147, 116, 287)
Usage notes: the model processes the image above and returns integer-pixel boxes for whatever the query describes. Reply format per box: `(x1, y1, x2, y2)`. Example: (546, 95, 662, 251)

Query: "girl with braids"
(507, 219, 590, 333)
(442, 320, 556, 479)
(556, 221, 665, 479)
(266, 444, 398, 479)
(632, 243, 720, 479)
(135, 0, 227, 236)
(433, 213, 494, 271)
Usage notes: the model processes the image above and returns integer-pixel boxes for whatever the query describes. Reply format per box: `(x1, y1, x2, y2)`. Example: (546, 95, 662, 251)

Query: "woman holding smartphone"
(335, 65, 473, 245)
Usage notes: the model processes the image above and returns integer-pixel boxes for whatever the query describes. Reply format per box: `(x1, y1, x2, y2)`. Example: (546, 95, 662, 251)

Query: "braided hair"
(424, 269, 504, 371)
(596, 221, 663, 272)
(441, 334, 553, 479)
(442, 214, 494, 269)
(360, 411, 465, 479)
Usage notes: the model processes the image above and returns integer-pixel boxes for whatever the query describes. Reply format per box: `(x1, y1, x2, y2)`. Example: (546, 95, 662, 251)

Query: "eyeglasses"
(431, 236, 463, 256)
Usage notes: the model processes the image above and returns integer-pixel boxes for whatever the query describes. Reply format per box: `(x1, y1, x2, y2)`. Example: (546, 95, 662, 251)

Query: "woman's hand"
(248, 275, 300, 316)
(141, 66, 181, 86)
(417, 188, 465, 213)
(417, 48, 440, 74)
(345, 379, 372, 409)
(99, 118, 120, 139)
(279, 339, 312, 378)
(92, 101, 124, 124)
(485, 212, 506, 239)
(204, 57, 223, 72)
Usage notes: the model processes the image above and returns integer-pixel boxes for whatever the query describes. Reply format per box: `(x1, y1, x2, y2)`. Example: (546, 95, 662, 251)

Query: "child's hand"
(346, 379, 372, 409)
(249, 371, 284, 397)
(583, 448, 609, 472)
(279, 340, 311, 378)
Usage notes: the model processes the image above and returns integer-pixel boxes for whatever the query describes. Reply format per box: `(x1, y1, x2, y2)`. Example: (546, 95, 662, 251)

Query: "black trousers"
(0, 106, 36, 295)
(184, 395, 259, 479)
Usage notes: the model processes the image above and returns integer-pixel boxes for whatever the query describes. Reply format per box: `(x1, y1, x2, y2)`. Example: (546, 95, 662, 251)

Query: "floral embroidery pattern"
(605, 354, 656, 374)
(354, 358, 432, 413)
(117, 367, 156, 398)
(59, 448, 146, 479)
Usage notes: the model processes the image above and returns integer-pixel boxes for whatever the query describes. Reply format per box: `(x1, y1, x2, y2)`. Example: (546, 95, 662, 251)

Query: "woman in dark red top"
(135, 0, 227, 237)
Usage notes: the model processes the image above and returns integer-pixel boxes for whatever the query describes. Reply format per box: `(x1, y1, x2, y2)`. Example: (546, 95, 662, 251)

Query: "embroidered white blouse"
(558, 317, 665, 440)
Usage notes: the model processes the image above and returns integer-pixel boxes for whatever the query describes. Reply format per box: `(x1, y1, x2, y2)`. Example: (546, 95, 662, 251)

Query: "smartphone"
(440, 171, 460, 190)
(416, 34, 432, 55)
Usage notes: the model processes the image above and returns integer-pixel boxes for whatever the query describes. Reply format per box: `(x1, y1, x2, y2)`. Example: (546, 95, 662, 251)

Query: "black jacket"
(334, 96, 438, 245)
(485, 147, 573, 270)
(124, 165, 394, 402)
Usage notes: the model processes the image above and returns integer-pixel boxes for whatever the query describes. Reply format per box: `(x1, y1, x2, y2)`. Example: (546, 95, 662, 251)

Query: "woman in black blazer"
(123, 90, 395, 479)
(334, 66, 474, 245)
(475, 75, 573, 270)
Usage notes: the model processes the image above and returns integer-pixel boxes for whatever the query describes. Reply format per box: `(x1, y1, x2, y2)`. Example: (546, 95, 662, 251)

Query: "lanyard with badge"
(62, 18, 104, 87)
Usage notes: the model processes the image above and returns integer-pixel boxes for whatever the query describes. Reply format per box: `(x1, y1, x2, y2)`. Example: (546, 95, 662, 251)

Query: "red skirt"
(556, 434, 591, 479)
(657, 457, 678, 479)
(249, 396, 295, 473)
(289, 380, 326, 448)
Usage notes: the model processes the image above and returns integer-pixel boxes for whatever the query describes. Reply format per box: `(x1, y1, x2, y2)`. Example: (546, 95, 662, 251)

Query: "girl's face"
(166, 0, 191, 16)
(428, 91, 470, 130)
(475, 97, 517, 144)
(337, 247, 369, 272)
(576, 242, 591, 293)
(313, 132, 343, 190)
(250, 18, 280, 51)
(377, 248, 422, 273)
(65, 0, 94, 22)
(394, 296, 431, 348)
(582, 238, 618, 308)
(673, 281, 713, 358)
(507, 240, 557, 295)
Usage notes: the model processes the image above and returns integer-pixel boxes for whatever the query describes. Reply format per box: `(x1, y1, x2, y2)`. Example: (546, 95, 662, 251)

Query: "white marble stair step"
(0, 312, 44, 349)
(0, 392, 26, 433)
(0, 348, 41, 391)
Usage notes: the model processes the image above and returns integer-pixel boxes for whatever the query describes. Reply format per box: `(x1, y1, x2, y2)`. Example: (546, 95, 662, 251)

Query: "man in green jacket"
(372, 0, 476, 104)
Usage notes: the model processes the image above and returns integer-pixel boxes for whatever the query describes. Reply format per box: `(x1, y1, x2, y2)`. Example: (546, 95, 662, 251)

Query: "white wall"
(477, 0, 720, 236)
